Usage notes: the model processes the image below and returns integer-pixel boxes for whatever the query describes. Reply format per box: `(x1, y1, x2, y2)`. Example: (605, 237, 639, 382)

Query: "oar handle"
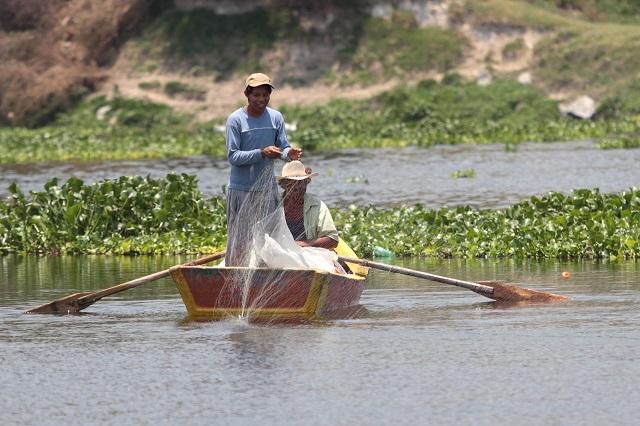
(338, 256, 494, 297)
(79, 251, 226, 304)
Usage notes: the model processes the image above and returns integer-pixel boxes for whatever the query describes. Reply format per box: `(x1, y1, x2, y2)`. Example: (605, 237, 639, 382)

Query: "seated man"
(277, 160, 339, 249)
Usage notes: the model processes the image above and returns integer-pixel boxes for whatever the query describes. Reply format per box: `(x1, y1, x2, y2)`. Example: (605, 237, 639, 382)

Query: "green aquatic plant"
(0, 96, 225, 164)
(283, 78, 638, 151)
(2, 176, 640, 260)
(2, 79, 640, 165)
(0, 174, 226, 255)
(598, 134, 640, 149)
(449, 168, 476, 179)
(0, 124, 223, 164)
(345, 175, 369, 184)
(333, 187, 640, 260)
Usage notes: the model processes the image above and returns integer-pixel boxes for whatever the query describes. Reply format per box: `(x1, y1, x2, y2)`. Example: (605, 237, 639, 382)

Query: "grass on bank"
(2, 174, 640, 260)
(465, 0, 640, 96)
(524, 0, 640, 24)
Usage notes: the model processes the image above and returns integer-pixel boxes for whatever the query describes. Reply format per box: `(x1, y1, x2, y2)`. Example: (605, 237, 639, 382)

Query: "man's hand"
(288, 147, 303, 160)
(261, 146, 282, 159)
(295, 240, 310, 247)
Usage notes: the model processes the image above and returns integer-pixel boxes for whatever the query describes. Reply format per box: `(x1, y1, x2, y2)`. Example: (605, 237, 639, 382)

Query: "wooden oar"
(26, 251, 226, 315)
(338, 256, 568, 303)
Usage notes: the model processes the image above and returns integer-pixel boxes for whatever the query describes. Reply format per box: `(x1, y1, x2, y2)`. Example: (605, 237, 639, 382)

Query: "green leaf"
(64, 204, 82, 224)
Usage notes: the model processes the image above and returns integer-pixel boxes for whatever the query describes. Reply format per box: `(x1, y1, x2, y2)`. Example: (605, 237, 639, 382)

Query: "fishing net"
(219, 161, 343, 319)
(223, 161, 339, 272)
(251, 207, 340, 273)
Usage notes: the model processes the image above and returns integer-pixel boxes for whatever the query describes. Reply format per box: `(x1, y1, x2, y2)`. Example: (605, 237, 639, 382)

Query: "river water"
(2, 142, 640, 424)
(2, 140, 639, 208)
(1, 255, 639, 425)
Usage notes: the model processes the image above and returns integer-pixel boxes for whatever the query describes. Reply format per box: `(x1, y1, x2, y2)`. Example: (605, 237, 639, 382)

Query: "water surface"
(2, 140, 639, 424)
(2, 255, 639, 425)
(3, 140, 639, 208)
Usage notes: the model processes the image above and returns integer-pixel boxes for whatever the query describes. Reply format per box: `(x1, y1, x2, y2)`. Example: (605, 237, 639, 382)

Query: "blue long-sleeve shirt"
(225, 107, 291, 191)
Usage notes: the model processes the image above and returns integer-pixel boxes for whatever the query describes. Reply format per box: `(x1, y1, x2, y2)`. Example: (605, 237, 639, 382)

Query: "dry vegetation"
(0, 0, 149, 126)
(2, 0, 639, 127)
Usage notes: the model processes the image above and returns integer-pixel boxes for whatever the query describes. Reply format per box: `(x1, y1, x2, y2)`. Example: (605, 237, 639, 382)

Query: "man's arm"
(296, 236, 338, 249)
(226, 117, 263, 165)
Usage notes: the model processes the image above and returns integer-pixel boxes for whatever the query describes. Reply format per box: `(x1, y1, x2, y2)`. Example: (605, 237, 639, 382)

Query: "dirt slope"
(0, 0, 605, 126)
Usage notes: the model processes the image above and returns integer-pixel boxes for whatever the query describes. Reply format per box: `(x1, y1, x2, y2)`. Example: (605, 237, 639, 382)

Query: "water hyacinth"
(0, 174, 226, 255)
(283, 80, 640, 151)
(2, 82, 640, 166)
(598, 134, 640, 149)
(449, 168, 475, 179)
(334, 188, 640, 260)
(1, 175, 639, 259)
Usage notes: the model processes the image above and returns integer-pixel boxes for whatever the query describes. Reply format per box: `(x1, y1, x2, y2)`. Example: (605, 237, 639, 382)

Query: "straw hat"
(277, 161, 318, 181)
(245, 73, 275, 89)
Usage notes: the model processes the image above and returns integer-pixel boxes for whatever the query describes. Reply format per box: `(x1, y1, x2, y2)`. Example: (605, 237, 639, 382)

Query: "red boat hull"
(171, 266, 367, 322)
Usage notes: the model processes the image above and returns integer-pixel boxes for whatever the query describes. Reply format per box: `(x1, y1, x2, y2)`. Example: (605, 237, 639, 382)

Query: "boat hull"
(170, 266, 367, 322)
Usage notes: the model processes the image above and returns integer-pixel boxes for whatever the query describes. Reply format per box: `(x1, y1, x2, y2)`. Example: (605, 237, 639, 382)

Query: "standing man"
(225, 72, 303, 265)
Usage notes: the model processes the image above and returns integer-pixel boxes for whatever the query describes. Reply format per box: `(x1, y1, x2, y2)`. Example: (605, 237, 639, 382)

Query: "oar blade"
(478, 281, 568, 303)
(25, 292, 95, 315)
(24, 251, 226, 315)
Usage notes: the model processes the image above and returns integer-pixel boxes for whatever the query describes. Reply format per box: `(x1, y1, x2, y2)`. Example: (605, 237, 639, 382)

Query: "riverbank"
(5, 1, 640, 127)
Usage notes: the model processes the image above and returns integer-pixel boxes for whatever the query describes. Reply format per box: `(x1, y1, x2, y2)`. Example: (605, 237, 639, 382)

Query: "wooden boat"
(170, 240, 369, 322)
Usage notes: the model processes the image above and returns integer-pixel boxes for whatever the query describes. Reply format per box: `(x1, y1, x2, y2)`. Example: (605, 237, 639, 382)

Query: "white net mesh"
(221, 161, 343, 320)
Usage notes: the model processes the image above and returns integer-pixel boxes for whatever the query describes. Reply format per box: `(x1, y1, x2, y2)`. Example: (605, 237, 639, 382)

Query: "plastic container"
(373, 246, 394, 258)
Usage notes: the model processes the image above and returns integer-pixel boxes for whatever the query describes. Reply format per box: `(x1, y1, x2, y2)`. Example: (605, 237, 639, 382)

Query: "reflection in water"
(0, 254, 192, 304)
(2, 256, 640, 424)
